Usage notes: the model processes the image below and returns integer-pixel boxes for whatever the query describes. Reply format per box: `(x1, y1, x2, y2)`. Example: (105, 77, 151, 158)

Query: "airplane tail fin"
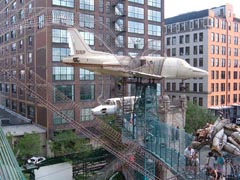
(67, 28, 92, 55)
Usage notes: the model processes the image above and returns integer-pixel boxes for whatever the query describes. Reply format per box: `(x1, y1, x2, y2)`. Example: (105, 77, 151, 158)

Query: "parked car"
(27, 156, 46, 165)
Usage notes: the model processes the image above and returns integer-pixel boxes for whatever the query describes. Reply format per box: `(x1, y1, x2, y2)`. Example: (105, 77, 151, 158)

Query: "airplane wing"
(130, 71, 164, 79)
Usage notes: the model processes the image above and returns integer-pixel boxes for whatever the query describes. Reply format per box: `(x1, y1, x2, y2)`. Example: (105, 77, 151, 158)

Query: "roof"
(2, 124, 46, 136)
(165, 9, 209, 24)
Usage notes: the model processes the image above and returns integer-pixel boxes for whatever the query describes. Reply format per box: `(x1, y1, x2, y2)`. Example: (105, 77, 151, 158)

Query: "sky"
(165, 0, 240, 18)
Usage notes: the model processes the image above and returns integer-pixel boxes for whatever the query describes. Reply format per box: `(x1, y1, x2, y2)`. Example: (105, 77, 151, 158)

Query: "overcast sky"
(165, 0, 240, 18)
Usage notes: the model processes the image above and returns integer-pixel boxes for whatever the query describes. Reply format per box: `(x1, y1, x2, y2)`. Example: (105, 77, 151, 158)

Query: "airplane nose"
(191, 67, 208, 78)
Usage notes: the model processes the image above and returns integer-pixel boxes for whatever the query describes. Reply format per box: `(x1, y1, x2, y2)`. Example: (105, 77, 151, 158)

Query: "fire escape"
(112, 0, 127, 55)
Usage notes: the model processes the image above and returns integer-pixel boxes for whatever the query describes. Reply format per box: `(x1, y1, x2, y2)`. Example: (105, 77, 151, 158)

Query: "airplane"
(91, 96, 139, 116)
(61, 28, 208, 80)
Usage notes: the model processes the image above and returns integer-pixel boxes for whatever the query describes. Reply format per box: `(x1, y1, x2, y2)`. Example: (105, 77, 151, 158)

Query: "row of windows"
(53, 108, 93, 124)
(211, 46, 239, 56)
(53, 84, 95, 102)
(4, 98, 93, 123)
(211, 32, 239, 45)
(5, 100, 34, 117)
(211, 70, 240, 80)
(166, 33, 203, 46)
(166, 17, 239, 34)
(170, 96, 203, 106)
(211, 58, 240, 68)
(167, 45, 203, 57)
(129, 0, 161, 7)
(211, 82, 240, 92)
(1, 83, 95, 102)
(210, 94, 240, 106)
(166, 82, 203, 92)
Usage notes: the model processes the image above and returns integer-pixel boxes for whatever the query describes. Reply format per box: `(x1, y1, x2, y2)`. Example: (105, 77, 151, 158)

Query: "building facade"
(165, 4, 240, 119)
(0, 0, 164, 137)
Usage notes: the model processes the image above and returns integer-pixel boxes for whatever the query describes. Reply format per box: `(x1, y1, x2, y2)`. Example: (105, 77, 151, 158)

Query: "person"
(205, 151, 216, 169)
(206, 167, 218, 180)
(184, 146, 194, 171)
(191, 152, 199, 177)
(216, 153, 225, 179)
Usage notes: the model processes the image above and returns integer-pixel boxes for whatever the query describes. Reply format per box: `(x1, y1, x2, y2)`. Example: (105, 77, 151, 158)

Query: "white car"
(27, 156, 46, 165)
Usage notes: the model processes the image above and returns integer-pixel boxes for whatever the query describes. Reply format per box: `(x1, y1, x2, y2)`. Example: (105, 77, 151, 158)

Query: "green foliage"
(185, 101, 215, 134)
(50, 130, 90, 157)
(14, 132, 41, 164)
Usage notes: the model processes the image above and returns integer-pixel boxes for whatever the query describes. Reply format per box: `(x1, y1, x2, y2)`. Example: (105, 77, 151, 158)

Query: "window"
(28, 52, 32, 63)
(128, 6, 144, 19)
(221, 83, 225, 91)
(221, 59, 226, 67)
(52, 0, 74, 7)
(199, 83, 203, 92)
(199, 45, 203, 54)
(52, 47, 70, 62)
(53, 110, 74, 125)
(54, 85, 74, 103)
(211, 83, 214, 92)
(215, 58, 219, 67)
(221, 71, 225, 79)
(80, 68, 94, 80)
(80, 84, 95, 100)
(211, 96, 214, 105)
(27, 106, 35, 117)
(193, 46, 197, 55)
(28, 36, 33, 46)
(166, 83, 170, 91)
(234, 36, 238, 45)
(193, 83, 197, 92)
(19, 9, 24, 19)
(193, 33, 197, 42)
(80, 0, 94, 11)
(81, 108, 93, 121)
(99, 0, 103, 12)
(211, 58, 214, 67)
(80, 32, 94, 45)
(222, 46, 226, 55)
(148, 0, 161, 7)
(128, 37, 144, 49)
(128, 21, 144, 34)
(185, 47, 190, 55)
(199, 98, 203, 106)
(11, 84, 16, 93)
(172, 36, 176, 45)
(52, 67, 74, 81)
(148, 9, 161, 22)
(215, 33, 219, 42)
(19, 102, 25, 115)
(221, 34, 226, 43)
(172, 48, 176, 56)
(199, 32, 203, 41)
(52, 10, 74, 25)
(193, 58, 197, 67)
(148, 24, 161, 36)
(172, 83, 176, 91)
(185, 34, 190, 43)
(52, 29, 67, 43)
(179, 47, 184, 56)
(211, 45, 215, 54)
(129, 0, 144, 4)
(79, 14, 94, 28)
(199, 58, 203, 67)
(179, 35, 184, 44)
(148, 39, 161, 50)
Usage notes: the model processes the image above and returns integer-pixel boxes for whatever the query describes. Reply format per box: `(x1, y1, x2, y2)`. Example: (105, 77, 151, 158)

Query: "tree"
(185, 101, 215, 134)
(50, 130, 90, 157)
(14, 132, 41, 164)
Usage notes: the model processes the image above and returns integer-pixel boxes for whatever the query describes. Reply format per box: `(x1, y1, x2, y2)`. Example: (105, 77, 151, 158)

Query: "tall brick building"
(0, 0, 164, 137)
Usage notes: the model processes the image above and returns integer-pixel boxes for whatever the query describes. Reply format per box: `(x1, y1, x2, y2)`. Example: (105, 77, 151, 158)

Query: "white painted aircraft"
(61, 28, 208, 80)
(91, 96, 138, 116)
